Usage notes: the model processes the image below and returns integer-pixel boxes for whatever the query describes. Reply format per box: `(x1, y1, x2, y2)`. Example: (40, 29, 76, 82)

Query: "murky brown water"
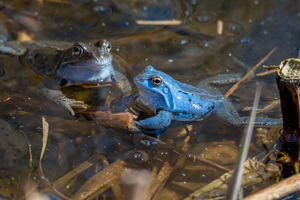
(0, 0, 299, 199)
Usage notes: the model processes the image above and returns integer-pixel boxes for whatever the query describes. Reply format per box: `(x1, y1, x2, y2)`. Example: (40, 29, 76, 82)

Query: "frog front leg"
(113, 70, 132, 95)
(135, 110, 173, 130)
(35, 82, 87, 116)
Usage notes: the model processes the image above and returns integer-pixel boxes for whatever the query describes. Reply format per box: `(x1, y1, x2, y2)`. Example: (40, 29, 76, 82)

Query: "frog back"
(170, 81, 223, 121)
(19, 43, 62, 80)
(0, 41, 72, 81)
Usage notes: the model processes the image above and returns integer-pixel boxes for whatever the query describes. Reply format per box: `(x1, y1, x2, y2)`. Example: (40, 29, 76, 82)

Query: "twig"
(256, 69, 277, 76)
(263, 65, 279, 70)
(257, 100, 280, 114)
(148, 157, 175, 200)
(51, 154, 108, 191)
(225, 84, 262, 200)
(244, 172, 300, 200)
(134, 134, 230, 172)
(136, 20, 182, 25)
(217, 20, 223, 35)
(148, 136, 191, 199)
(184, 157, 277, 200)
(38, 116, 72, 200)
(19, 129, 33, 168)
(37, 0, 73, 5)
(71, 160, 130, 199)
(225, 48, 276, 98)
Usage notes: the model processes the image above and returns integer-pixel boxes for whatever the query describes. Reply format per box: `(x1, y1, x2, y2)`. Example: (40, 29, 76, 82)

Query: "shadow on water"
(0, 0, 299, 199)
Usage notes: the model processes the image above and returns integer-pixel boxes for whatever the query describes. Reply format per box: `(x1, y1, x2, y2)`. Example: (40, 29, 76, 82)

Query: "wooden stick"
(256, 69, 277, 76)
(257, 100, 280, 114)
(244, 172, 300, 200)
(136, 20, 182, 25)
(225, 48, 276, 98)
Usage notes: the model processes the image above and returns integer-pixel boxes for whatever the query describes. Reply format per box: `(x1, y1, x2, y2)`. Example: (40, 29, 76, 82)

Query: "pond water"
(0, 0, 299, 199)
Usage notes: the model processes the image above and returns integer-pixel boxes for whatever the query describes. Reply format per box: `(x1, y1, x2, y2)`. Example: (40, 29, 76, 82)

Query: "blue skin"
(134, 65, 282, 134)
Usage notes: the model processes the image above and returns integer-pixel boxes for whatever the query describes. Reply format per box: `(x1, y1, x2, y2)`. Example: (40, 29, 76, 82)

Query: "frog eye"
(72, 45, 84, 57)
(151, 77, 163, 87)
(105, 42, 111, 52)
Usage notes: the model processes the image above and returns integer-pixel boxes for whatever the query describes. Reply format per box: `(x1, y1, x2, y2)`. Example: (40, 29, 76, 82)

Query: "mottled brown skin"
(0, 40, 131, 115)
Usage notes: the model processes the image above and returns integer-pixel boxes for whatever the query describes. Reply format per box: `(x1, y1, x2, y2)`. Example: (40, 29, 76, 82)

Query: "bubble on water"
(228, 22, 243, 32)
(218, 21, 244, 36)
(234, 36, 253, 44)
(172, 35, 195, 46)
(188, 12, 216, 27)
(197, 15, 211, 23)
(93, 5, 112, 15)
(95, 6, 105, 12)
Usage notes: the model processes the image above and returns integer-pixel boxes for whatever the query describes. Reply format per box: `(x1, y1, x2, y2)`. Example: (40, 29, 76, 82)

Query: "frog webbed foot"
(239, 116, 282, 126)
(134, 110, 173, 134)
(58, 96, 87, 116)
(36, 84, 87, 116)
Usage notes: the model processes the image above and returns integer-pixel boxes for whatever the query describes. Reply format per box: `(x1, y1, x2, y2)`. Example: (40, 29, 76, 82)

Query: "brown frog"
(0, 39, 131, 115)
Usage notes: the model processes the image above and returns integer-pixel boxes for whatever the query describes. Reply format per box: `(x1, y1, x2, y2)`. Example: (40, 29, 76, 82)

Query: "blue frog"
(133, 65, 282, 135)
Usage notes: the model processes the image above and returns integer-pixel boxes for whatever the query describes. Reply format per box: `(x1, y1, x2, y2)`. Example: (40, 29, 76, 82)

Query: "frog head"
(134, 65, 176, 112)
(56, 39, 114, 85)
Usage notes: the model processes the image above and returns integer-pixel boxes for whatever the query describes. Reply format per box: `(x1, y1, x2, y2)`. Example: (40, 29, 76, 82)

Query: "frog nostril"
(94, 40, 104, 47)
(140, 78, 145, 82)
